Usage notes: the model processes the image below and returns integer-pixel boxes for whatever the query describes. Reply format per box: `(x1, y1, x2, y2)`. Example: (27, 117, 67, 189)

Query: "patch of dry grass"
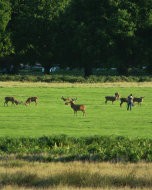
(0, 81, 152, 88)
(0, 160, 152, 190)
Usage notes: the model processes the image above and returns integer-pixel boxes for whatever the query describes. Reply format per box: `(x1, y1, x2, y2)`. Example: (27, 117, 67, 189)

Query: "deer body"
(105, 92, 120, 104)
(25, 97, 38, 105)
(4, 97, 19, 106)
(69, 101, 86, 116)
(133, 97, 144, 105)
(120, 97, 128, 107)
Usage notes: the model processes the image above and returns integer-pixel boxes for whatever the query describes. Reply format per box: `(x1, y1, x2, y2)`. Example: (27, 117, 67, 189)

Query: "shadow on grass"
(0, 171, 151, 189)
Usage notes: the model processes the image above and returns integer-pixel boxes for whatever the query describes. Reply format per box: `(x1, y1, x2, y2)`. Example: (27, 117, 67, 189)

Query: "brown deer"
(25, 97, 38, 106)
(105, 92, 120, 104)
(4, 97, 19, 106)
(67, 100, 86, 116)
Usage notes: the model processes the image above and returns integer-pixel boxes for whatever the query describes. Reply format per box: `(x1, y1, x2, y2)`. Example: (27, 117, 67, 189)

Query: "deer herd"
(3, 93, 144, 116)
(104, 93, 144, 107)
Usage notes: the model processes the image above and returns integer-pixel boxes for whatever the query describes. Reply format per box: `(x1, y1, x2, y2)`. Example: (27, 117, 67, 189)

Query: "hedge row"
(0, 136, 151, 162)
(0, 74, 152, 82)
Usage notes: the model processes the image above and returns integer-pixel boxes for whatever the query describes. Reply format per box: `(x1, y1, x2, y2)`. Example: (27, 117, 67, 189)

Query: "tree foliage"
(0, 0, 151, 75)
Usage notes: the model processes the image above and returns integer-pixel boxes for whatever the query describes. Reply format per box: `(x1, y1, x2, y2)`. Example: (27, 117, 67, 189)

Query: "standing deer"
(67, 100, 86, 116)
(120, 97, 128, 107)
(25, 97, 38, 106)
(4, 97, 19, 106)
(133, 97, 144, 105)
(105, 92, 120, 104)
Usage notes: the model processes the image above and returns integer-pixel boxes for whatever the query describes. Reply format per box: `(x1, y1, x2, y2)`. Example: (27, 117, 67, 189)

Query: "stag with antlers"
(67, 100, 86, 116)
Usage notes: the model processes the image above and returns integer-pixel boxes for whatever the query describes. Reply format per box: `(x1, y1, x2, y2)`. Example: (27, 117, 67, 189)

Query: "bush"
(0, 136, 151, 162)
(0, 74, 152, 83)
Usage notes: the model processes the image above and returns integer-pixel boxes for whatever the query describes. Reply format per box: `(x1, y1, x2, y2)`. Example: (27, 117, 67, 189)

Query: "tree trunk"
(84, 66, 93, 77)
(147, 64, 152, 74)
(117, 66, 129, 76)
(44, 64, 50, 74)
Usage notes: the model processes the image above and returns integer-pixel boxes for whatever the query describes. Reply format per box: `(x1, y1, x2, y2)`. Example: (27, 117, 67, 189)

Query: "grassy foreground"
(0, 82, 152, 138)
(0, 160, 152, 190)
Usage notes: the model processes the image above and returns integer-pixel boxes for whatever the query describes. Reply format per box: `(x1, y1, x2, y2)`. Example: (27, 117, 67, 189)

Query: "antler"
(71, 97, 77, 102)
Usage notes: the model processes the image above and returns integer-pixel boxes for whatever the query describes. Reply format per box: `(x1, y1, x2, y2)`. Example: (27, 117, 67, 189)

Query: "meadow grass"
(0, 82, 151, 138)
(0, 160, 152, 190)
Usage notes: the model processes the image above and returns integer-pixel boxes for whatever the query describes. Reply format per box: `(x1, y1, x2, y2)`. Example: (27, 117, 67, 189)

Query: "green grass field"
(0, 82, 151, 138)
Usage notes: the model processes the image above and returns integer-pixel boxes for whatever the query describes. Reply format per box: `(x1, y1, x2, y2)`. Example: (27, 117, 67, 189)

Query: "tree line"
(0, 0, 152, 76)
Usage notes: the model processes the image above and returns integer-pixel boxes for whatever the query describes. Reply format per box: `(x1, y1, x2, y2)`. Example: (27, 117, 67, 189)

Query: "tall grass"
(0, 81, 152, 87)
(0, 160, 152, 190)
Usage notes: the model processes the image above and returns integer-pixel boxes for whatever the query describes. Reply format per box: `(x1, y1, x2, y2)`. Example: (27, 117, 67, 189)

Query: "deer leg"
(4, 101, 7, 106)
(83, 111, 86, 117)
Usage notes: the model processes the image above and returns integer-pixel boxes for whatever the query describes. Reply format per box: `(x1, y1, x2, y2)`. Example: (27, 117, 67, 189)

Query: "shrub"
(0, 74, 152, 82)
(0, 136, 151, 162)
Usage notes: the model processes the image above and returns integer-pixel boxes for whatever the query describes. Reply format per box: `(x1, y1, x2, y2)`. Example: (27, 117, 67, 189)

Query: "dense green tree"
(0, 0, 13, 57)
(135, 0, 152, 74)
(56, 0, 150, 76)
(0, 0, 151, 76)
(0, 0, 14, 73)
(56, 0, 113, 76)
(10, 0, 70, 73)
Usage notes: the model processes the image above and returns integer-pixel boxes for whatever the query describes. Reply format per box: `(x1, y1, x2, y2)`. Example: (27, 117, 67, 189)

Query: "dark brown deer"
(133, 97, 144, 105)
(4, 97, 19, 106)
(105, 92, 120, 104)
(120, 97, 128, 107)
(68, 100, 86, 116)
(25, 97, 38, 106)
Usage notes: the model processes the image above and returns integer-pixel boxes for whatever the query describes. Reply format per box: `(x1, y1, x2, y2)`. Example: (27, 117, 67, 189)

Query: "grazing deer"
(120, 97, 128, 107)
(67, 100, 86, 116)
(25, 97, 38, 106)
(4, 97, 19, 106)
(133, 97, 144, 105)
(105, 92, 120, 104)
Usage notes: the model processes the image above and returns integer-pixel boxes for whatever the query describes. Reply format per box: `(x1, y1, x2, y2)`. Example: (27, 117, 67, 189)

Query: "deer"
(120, 97, 128, 107)
(133, 97, 144, 105)
(105, 92, 120, 104)
(4, 97, 19, 106)
(67, 100, 86, 116)
(25, 97, 38, 106)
